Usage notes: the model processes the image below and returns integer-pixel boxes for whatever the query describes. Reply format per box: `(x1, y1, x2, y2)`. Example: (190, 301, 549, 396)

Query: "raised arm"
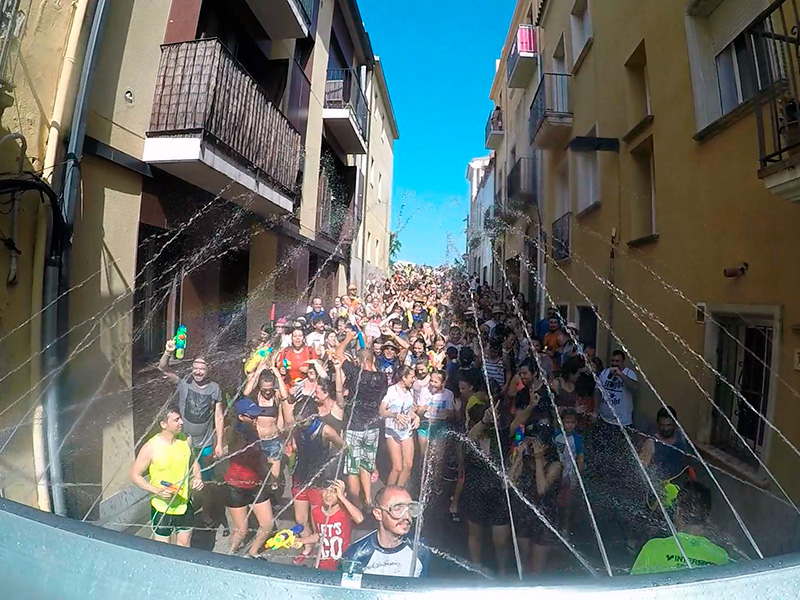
(158, 340, 181, 385)
(333, 358, 346, 409)
(130, 441, 162, 496)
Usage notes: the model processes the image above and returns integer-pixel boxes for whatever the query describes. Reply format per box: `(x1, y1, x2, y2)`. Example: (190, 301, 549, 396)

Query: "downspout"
(43, 0, 111, 517)
(32, 0, 90, 514)
(0, 132, 26, 285)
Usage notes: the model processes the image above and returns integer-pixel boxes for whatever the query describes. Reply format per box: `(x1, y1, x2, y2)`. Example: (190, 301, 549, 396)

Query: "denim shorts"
(259, 437, 283, 460)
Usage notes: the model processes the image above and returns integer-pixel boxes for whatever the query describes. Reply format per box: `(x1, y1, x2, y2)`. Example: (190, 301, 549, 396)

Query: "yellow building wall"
(535, 0, 800, 498)
(0, 1, 79, 505)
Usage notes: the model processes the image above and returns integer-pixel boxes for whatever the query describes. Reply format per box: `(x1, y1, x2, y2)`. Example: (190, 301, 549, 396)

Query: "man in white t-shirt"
(596, 349, 638, 426)
(305, 316, 327, 355)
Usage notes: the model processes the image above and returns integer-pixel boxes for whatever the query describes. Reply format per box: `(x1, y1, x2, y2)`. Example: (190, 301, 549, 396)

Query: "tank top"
(320, 411, 344, 435)
(148, 433, 191, 515)
(553, 379, 580, 409)
(294, 419, 332, 487)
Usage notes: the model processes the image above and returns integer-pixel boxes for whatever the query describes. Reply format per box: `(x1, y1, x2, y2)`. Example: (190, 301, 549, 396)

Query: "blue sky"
(359, 0, 516, 266)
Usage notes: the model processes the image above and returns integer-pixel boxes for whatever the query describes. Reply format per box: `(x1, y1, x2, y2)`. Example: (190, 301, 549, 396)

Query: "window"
(556, 160, 570, 218)
(377, 172, 383, 203)
(375, 239, 380, 265)
(630, 136, 656, 240)
(574, 127, 599, 214)
(366, 231, 372, 264)
(570, 0, 592, 64)
(686, 0, 781, 130)
(553, 34, 567, 74)
(625, 40, 651, 127)
(369, 158, 376, 187)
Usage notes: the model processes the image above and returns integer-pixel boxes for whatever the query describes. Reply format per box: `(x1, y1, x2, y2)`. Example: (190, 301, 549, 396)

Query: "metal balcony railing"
(485, 108, 504, 140)
(148, 39, 303, 199)
(749, 0, 800, 172)
(507, 24, 537, 82)
(507, 157, 537, 208)
(552, 212, 571, 261)
(324, 68, 369, 140)
(530, 73, 572, 143)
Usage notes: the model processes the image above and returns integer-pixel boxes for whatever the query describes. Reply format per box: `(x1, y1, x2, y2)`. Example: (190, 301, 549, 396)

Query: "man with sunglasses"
(342, 485, 429, 577)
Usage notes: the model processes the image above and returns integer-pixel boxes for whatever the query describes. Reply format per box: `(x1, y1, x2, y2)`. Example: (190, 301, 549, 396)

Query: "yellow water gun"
(265, 524, 304, 550)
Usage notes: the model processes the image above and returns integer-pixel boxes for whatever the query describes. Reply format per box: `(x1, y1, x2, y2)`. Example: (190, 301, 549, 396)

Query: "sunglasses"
(380, 501, 421, 519)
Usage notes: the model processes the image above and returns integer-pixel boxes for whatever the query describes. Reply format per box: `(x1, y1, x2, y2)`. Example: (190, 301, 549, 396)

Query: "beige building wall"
(353, 59, 396, 286)
(529, 0, 800, 502)
(0, 1, 83, 505)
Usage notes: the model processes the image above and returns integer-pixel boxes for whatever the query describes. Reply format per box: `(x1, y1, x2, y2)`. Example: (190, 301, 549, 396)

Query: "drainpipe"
(42, 0, 111, 517)
(31, 0, 90, 514)
(0, 132, 26, 285)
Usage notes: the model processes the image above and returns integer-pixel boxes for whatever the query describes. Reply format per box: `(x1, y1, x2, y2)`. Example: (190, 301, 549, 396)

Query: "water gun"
(160, 480, 181, 495)
(265, 524, 304, 550)
(174, 325, 187, 360)
(244, 347, 274, 374)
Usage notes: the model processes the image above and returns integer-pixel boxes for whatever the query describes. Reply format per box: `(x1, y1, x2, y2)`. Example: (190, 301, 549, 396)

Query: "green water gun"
(174, 325, 188, 360)
(245, 346, 274, 374)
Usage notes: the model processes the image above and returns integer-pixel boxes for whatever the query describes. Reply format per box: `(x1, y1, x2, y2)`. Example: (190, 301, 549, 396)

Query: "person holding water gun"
(294, 480, 364, 570)
(130, 404, 203, 547)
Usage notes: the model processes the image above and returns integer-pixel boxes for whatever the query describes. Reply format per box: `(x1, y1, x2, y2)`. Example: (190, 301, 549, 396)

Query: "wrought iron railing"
(530, 73, 572, 143)
(324, 68, 369, 140)
(485, 108, 504, 141)
(552, 211, 571, 260)
(749, 0, 800, 171)
(507, 24, 537, 82)
(507, 157, 537, 208)
(148, 39, 303, 200)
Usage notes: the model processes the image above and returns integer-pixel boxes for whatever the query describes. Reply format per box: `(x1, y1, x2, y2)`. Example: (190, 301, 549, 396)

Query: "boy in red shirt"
(277, 327, 318, 384)
(298, 479, 364, 570)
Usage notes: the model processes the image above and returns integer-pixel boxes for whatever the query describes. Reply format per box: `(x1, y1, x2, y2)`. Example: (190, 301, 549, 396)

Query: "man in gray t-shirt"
(160, 340, 224, 459)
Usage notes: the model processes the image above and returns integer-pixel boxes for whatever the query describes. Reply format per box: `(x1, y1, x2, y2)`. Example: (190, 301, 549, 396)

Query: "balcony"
(485, 108, 504, 150)
(245, 0, 313, 40)
(507, 24, 538, 88)
(507, 157, 537, 212)
(751, 0, 800, 202)
(143, 39, 302, 217)
(323, 68, 369, 155)
(530, 73, 574, 150)
(552, 212, 572, 261)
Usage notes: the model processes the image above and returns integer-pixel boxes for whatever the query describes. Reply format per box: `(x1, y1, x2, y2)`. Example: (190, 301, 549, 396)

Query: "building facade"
(351, 57, 399, 289)
(0, 0, 396, 519)
(486, 0, 800, 537)
(465, 155, 496, 286)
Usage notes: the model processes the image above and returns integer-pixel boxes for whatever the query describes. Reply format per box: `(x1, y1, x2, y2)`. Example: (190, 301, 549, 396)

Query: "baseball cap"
(382, 338, 400, 350)
(234, 398, 261, 418)
(276, 318, 288, 326)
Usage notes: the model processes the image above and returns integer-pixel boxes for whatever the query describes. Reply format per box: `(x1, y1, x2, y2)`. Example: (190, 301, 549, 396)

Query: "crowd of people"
(129, 265, 731, 579)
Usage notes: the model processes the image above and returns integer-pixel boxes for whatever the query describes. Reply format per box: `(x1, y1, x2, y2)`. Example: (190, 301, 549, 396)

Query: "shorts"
(557, 481, 575, 508)
(259, 437, 283, 460)
(385, 427, 413, 442)
(344, 428, 379, 475)
(291, 476, 324, 506)
(197, 445, 214, 482)
(150, 504, 193, 538)
(417, 420, 448, 439)
(226, 484, 273, 509)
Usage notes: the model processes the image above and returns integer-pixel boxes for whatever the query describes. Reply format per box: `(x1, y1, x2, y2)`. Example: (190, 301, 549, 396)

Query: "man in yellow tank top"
(131, 405, 203, 546)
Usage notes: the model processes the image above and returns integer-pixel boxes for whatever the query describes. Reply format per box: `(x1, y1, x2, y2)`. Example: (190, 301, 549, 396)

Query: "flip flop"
(292, 552, 309, 566)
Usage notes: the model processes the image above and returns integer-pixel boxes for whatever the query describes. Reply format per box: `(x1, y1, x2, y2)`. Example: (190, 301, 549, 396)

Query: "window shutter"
(708, 0, 771, 54)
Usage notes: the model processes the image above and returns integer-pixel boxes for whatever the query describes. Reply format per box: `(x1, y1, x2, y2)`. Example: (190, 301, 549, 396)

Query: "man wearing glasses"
(342, 485, 429, 577)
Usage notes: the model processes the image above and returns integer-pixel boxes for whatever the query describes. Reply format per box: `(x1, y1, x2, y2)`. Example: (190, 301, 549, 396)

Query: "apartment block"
(466, 155, 496, 287)
(0, 0, 396, 519)
(486, 0, 800, 549)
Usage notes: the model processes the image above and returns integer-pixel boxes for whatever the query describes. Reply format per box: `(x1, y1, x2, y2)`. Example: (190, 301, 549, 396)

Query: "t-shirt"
(305, 309, 332, 328)
(375, 355, 399, 384)
(416, 386, 455, 421)
(342, 362, 388, 431)
(631, 533, 730, 575)
(343, 531, 429, 577)
(483, 357, 505, 387)
(305, 331, 326, 353)
(382, 384, 415, 436)
(176, 379, 221, 449)
(278, 345, 318, 383)
(598, 367, 638, 425)
(553, 430, 584, 483)
(311, 505, 353, 570)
